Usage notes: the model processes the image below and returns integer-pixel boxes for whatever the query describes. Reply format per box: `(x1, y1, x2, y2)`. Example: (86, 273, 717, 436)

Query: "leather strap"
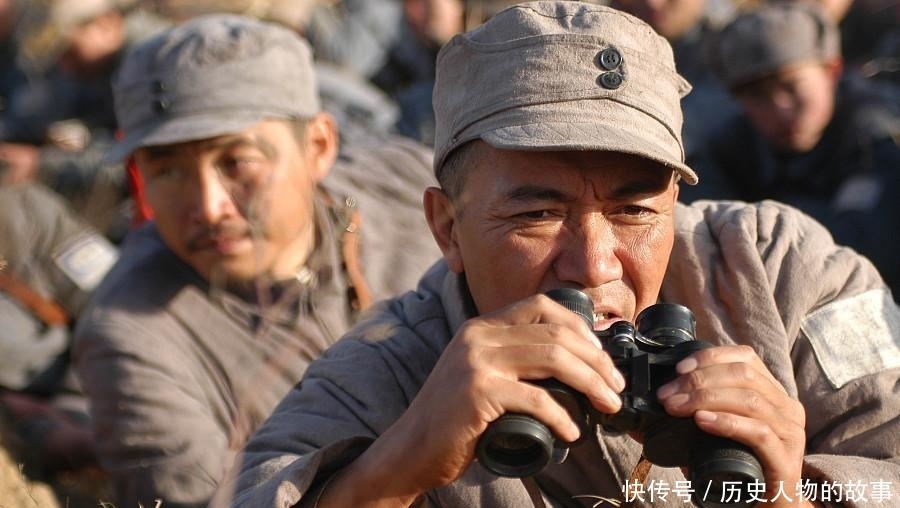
(340, 206, 374, 312)
(622, 455, 654, 508)
(0, 267, 69, 326)
(319, 190, 374, 313)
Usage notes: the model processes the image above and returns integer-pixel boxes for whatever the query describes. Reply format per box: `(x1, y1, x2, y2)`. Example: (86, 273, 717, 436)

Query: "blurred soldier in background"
(699, 1, 900, 299)
(72, 14, 441, 508)
(0, 183, 117, 495)
(0, 0, 169, 242)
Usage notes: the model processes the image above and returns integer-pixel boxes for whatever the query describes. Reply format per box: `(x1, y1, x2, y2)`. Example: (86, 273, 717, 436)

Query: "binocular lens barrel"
(690, 436, 765, 508)
(476, 413, 554, 477)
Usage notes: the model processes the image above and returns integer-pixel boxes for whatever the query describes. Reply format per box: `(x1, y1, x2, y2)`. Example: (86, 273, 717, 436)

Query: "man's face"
(58, 13, 125, 78)
(135, 119, 332, 286)
(612, 0, 705, 41)
(430, 143, 679, 329)
(734, 61, 839, 153)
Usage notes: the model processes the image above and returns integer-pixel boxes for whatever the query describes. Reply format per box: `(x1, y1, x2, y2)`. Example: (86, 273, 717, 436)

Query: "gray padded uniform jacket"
(222, 200, 900, 508)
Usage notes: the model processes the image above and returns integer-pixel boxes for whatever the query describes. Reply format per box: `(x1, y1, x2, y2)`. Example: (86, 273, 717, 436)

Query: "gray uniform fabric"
(72, 136, 442, 508)
(0, 184, 117, 393)
(221, 200, 900, 508)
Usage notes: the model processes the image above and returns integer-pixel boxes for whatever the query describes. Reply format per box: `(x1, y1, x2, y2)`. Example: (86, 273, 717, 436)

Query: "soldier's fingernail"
(695, 410, 717, 423)
(676, 357, 698, 374)
(611, 368, 626, 392)
(667, 393, 689, 408)
(605, 387, 622, 409)
(657, 382, 676, 400)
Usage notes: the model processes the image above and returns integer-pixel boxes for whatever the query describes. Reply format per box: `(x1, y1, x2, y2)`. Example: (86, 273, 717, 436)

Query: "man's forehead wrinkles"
(491, 163, 671, 203)
(504, 185, 575, 202)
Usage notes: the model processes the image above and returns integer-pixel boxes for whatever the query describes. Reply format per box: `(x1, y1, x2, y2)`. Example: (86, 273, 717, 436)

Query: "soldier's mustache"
(186, 222, 255, 252)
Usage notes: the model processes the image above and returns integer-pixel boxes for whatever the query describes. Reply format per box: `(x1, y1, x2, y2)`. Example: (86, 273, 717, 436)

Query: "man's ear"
(824, 57, 844, 84)
(303, 112, 339, 182)
(423, 187, 465, 273)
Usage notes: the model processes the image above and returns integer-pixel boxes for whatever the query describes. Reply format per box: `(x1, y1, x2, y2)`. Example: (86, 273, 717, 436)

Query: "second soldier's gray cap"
(433, 1, 697, 184)
(709, 2, 840, 89)
(108, 13, 320, 162)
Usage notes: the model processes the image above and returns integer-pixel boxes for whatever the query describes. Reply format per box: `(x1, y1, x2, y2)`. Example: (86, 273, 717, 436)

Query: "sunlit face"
(734, 61, 839, 153)
(612, 0, 705, 40)
(429, 143, 679, 328)
(58, 13, 125, 78)
(806, 0, 852, 22)
(135, 119, 332, 286)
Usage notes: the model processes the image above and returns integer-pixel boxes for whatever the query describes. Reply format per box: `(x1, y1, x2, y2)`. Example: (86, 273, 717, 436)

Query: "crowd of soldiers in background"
(0, 0, 897, 506)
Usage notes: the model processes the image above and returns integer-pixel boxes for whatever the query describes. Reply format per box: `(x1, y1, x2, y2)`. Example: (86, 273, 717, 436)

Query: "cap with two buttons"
(432, 0, 697, 185)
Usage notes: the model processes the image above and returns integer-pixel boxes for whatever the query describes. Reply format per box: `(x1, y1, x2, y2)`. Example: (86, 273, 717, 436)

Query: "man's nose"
(643, 0, 667, 12)
(190, 166, 237, 224)
(769, 89, 798, 118)
(556, 214, 623, 288)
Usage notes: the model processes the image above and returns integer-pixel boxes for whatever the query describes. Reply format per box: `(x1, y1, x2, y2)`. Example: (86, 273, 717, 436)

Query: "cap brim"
(454, 100, 698, 185)
(105, 110, 285, 163)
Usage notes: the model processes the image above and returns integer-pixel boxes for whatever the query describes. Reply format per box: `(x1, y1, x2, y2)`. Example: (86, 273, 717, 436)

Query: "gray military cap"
(709, 2, 841, 89)
(108, 13, 320, 162)
(433, 1, 698, 185)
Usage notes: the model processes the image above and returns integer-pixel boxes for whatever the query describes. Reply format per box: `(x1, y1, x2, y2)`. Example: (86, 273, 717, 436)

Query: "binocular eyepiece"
(475, 289, 765, 508)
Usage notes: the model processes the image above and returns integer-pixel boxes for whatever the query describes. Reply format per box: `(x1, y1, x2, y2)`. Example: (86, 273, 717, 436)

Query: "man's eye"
(151, 166, 183, 181)
(519, 210, 554, 219)
(621, 205, 650, 216)
(615, 205, 661, 224)
(220, 158, 264, 179)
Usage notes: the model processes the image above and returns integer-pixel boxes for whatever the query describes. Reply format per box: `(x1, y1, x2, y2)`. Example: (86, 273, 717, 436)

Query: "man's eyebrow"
(608, 176, 672, 200)
(208, 134, 279, 159)
(140, 144, 179, 160)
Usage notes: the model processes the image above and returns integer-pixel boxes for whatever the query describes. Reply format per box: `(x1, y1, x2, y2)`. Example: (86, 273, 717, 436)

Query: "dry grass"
(0, 444, 59, 508)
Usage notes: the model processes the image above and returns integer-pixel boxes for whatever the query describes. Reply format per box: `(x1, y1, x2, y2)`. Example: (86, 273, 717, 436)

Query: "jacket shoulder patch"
(801, 289, 900, 389)
(53, 234, 118, 291)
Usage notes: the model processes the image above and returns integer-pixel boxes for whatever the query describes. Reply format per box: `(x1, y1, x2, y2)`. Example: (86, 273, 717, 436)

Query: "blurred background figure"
(0, 0, 30, 118)
(729, 0, 899, 86)
(369, 0, 463, 145)
(0, 183, 118, 506)
(0, 0, 169, 243)
(797, 0, 898, 87)
(695, 1, 900, 299)
(71, 13, 441, 507)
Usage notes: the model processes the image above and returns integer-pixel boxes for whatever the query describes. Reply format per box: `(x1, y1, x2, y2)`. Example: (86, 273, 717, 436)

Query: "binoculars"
(475, 288, 764, 508)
